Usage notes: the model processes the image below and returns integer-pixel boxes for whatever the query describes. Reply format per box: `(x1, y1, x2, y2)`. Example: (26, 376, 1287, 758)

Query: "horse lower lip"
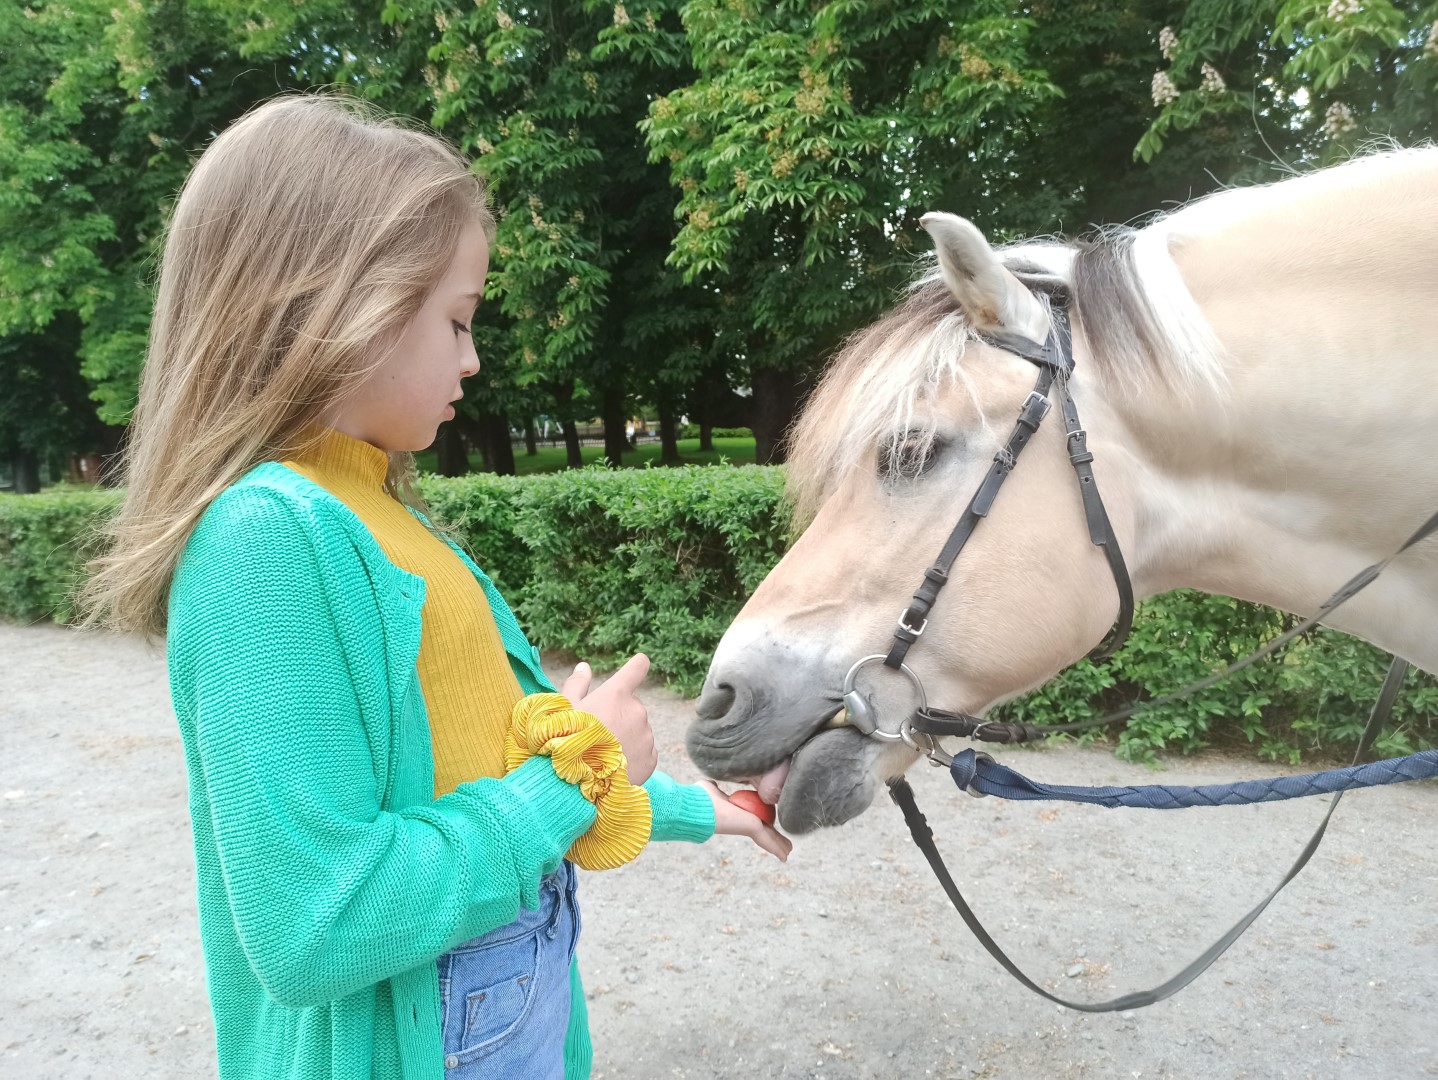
(756, 757, 791, 805)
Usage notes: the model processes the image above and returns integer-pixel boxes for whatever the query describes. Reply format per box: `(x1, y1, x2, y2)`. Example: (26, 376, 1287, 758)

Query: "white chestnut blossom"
(1158, 26, 1178, 61)
(1322, 100, 1357, 139)
(1200, 63, 1226, 93)
(1151, 70, 1179, 107)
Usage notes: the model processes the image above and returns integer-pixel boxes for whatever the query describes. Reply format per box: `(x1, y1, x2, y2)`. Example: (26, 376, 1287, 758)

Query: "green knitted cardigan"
(167, 461, 715, 1080)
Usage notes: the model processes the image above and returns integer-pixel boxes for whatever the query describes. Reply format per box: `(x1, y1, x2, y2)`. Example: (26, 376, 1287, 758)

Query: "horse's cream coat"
(689, 149, 1438, 832)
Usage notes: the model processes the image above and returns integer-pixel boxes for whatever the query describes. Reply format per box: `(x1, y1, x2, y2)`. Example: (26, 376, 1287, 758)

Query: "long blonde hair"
(81, 93, 493, 636)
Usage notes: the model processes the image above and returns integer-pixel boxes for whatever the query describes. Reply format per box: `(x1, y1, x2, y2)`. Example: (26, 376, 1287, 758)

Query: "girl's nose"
(460, 340, 481, 378)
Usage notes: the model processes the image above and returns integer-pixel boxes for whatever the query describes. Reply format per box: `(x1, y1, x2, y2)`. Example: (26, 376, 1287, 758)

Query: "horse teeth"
(822, 708, 849, 730)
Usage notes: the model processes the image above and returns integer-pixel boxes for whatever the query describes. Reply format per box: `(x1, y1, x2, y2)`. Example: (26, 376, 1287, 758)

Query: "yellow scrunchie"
(504, 692, 652, 870)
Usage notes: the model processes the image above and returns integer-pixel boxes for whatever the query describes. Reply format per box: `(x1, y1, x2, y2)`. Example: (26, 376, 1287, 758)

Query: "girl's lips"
(443, 404, 456, 420)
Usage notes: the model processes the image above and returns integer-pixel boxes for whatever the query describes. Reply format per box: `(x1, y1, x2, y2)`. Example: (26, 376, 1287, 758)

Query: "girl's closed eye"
(453, 320, 471, 335)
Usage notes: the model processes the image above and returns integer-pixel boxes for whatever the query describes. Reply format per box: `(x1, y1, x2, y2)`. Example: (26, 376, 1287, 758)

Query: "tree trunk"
(699, 422, 714, 452)
(464, 417, 493, 473)
(562, 421, 583, 468)
(524, 419, 538, 457)
(659, 407, 680, 466)
(476, 412, 516, 475)
(548, 378, 585, 468)
(433, 423, 469, 476)
(749, 367, 807, 465)
(602, 388, 627, 469)
(11, 449, 40, 494)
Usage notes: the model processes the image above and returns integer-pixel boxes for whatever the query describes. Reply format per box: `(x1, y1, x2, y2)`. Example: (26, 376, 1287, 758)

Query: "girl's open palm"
(701, 782, 793, 861)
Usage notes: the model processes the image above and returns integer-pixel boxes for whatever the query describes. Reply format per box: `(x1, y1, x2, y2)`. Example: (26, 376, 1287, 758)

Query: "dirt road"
(3, 623, 1435, 1079)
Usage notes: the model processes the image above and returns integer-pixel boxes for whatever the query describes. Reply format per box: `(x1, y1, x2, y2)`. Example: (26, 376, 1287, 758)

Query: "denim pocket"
(443, 930, 543, 1058)
(439, 868, 575, 1077)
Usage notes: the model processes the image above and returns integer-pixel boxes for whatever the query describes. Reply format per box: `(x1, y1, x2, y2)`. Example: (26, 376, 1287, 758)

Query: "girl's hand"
(699, 781, 793, 862)
(560, 655, 657, 785)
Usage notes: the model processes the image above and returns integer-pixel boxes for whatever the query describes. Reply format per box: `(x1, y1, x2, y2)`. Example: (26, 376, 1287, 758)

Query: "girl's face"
(335, 218, 489, 452)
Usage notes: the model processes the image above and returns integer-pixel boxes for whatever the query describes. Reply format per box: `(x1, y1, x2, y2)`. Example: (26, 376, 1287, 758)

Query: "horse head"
(689, 213, 1142, 831)
(687, 148, 1438, 833)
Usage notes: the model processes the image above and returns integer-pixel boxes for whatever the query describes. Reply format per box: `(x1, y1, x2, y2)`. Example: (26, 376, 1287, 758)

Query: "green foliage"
(0, 0, 370, 432)
(391, 0, 724, 437)
(0, 488, 119, 623)
(678, 424, 753, 440)
(1139, 0, 1438, 165)
(510, 465, 788, 695)
(995, 591, 1437, 763)
(2, 471, 1433, 761)
(629, 0, 1070, 385)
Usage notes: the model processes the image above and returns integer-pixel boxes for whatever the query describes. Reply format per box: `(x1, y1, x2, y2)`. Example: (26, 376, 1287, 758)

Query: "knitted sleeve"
(642, 771, 715, 843)
(168, 486, 598, 1008)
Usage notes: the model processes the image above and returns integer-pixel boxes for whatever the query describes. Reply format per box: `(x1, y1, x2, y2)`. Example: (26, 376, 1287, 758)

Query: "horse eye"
(878, 432, 940, 482)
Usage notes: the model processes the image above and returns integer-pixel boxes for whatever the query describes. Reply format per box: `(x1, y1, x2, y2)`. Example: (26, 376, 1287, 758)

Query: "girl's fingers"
(700, 782, 792, 860)
(749, 821, 792, 861)
(605, 652, 650, 694)
(560, 662, 592, 702)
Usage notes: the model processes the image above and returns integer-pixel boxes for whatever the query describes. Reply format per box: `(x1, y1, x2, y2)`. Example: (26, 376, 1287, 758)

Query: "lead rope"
(890, 657, 1409, 1012)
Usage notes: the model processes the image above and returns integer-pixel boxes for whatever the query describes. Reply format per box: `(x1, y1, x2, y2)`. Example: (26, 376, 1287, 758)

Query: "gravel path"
(2, 622, 1435, 1079)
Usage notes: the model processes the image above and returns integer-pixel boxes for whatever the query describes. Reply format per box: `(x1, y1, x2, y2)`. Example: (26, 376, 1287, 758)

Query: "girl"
(81, 93, 790, 1080)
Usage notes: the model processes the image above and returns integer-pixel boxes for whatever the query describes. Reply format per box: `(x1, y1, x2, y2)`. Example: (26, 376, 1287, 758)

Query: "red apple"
(727, 788, 776, 826)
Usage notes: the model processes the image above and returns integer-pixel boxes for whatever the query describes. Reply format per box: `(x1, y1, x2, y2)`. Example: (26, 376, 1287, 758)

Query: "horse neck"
(1080, 165, 1438, 671)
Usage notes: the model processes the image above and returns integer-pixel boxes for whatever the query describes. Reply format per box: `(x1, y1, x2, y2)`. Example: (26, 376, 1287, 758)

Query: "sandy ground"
(2, 621, 1436, 1080)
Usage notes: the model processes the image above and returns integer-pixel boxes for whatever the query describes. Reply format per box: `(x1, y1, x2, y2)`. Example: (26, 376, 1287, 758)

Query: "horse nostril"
(695, 679, 737, 721)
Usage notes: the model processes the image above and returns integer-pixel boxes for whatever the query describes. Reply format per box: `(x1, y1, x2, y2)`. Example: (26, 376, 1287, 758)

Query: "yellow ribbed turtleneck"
(285, 430, 521, 796)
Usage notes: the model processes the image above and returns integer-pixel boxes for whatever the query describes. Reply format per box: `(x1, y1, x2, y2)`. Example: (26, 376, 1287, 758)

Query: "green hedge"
(992, 591, 1438, 763)
(505, 466, 787, 693)
(677, 424, 753, 440)
(0, 487, 121, 624)
(3, 470, 1433, 762)
(420, 466, 788, 693)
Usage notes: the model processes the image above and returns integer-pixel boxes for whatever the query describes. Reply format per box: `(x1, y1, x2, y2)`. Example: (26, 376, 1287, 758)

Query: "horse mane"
(785, 147, 1438, 527)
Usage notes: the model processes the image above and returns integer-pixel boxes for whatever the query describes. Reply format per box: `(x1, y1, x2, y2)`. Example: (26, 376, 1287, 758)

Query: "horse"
(688, 147, 1438, 834)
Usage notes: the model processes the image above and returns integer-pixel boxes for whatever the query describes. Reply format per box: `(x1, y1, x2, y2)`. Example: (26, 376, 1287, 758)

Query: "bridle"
(830, 291, 1135, 759)
(824, 288, 1435, 1012)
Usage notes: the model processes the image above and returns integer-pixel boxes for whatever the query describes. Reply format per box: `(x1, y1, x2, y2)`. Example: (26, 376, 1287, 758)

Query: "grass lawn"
(415, 436, 757, 476)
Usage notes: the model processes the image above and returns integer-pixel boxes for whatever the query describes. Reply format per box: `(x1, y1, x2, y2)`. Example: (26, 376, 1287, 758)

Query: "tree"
(389, 0, 730, 471)
(639, 0, 1067, 459)
(1140, 2, 1438, 167)
(0, 1, 122, 480)
(0, 318, 117, 490)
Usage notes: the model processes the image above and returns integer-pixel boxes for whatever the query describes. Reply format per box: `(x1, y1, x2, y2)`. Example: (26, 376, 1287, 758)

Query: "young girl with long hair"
(81, 93, 789, 1080)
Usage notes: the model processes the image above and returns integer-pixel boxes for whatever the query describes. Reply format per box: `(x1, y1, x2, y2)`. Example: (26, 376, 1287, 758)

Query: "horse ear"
(920, 212, 1049, 342)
